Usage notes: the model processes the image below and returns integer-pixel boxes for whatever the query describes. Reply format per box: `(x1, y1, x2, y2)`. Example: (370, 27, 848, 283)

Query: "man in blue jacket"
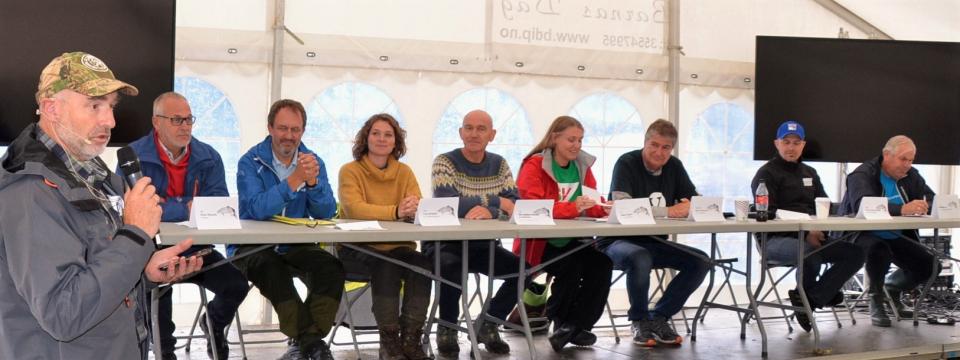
(839, 135, 938, 327)
(235, 99, 343, 360)
(127, 92, 249, 360)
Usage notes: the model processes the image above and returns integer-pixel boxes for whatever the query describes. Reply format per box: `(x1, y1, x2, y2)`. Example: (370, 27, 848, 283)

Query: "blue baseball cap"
(776, 120, 805, 140)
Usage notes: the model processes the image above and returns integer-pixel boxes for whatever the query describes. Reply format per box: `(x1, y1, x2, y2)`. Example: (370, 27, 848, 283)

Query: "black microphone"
(117, 146, 163, 247)
(117, 146, 143, 188)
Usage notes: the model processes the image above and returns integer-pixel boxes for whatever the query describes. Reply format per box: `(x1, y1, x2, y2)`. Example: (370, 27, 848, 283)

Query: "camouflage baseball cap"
(35, 51, 139, 103)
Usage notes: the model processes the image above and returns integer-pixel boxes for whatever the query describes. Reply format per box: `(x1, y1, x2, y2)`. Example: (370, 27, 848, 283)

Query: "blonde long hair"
(524, 115, 584, 160)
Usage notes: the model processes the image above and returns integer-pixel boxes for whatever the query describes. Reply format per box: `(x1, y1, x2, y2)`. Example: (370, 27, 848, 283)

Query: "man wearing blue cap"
(751, 120, 865, 332)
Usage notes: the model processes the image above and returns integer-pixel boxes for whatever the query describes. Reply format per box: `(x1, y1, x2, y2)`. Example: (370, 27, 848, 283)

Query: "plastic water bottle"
(755, 179, 769, 222)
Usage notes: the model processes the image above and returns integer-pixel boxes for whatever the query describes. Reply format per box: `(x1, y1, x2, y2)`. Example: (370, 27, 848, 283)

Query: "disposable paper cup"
(735, 200, 750, 221)
(815, 197, 831, 219)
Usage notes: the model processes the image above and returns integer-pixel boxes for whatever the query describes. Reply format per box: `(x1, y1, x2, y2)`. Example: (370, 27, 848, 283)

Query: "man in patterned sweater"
(423, 110, 527, 355)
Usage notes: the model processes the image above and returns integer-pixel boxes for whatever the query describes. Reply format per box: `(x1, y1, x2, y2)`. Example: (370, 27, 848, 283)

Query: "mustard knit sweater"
(338, 155, 422, 251)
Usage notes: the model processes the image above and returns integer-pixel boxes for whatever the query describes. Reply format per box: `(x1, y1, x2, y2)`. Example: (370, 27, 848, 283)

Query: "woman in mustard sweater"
(338, 113, 431, 360)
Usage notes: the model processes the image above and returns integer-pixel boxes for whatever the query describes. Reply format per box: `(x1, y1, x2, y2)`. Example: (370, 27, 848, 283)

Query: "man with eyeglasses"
(127, 92, 249, 360)
(751, 120, 864, 332)
(598, 119, 710, 347)
(234, 99, 343, 360)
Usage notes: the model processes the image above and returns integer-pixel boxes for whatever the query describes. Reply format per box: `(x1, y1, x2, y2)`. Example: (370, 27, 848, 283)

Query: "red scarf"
(154, 133, 191, 198)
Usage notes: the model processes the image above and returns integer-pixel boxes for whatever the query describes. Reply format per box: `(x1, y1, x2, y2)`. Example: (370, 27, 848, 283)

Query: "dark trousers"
(855, 233, 939, 293)
(233, 244, 344, 347)
(541, 240, 613, 331)
(422, 240, 530, 325)
(339, 246, 432, 328)
(602, 237, 710, 320)
(155, 249, 249, 353)
(764, 236, 865, 307)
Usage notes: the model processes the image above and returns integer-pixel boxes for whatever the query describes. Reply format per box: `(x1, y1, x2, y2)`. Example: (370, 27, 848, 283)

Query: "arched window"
(569, 92, 646, 196)
(432, 88, 533, 178)
(684, 102, 761, 210)
(302, 82, 404, 192)
(174, 76, 242, 194)
(683, 102, 764, 283)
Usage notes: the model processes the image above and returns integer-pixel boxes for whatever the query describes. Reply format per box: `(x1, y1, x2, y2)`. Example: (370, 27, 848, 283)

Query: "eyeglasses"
(156, 114, 196, 126)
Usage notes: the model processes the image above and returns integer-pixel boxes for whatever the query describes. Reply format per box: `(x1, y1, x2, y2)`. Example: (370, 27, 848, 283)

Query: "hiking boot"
(869, 293, 892, 327)
(648, 316, 682, 345)
(477, 320, 510, 354)
(277, 339, 307, 360)
(788, 289, 813, 332)
(378, 325, 405, 360)
(436, 326, 459, 355)
(400, 324, 431, 360)
(631, 320, 656, 347)
(306, 340, 334, 360)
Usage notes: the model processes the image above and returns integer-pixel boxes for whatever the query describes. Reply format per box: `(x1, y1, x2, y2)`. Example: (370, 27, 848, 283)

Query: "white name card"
(335, 221, 385, 231)
(607, 198, 656, 225)
(688, 196, 725, 222)
(856, 196, 892, 220)
(510, 199, 556, 225)
(414, 197, 460, 226)
(189, 196, 242, 230)
(776, 209, 811, 221)
(582, 186, 604, 205)
(932, 194, 960, 219)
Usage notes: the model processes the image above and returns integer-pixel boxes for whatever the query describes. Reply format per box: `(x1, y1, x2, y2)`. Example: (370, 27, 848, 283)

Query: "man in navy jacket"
(235, 99, 343, 360)
(127, 92, 249, 359)
(838, 135, 939, 327)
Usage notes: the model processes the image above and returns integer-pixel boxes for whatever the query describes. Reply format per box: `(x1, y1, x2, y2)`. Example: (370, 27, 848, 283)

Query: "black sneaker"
(199, 314, 228, 360)
(570, 329, 597, 346)
(307, 339, 334, 360)
(548, 323, 578, 352)
(648, 316, 682, 345)
(631, 320, 656, 347)
(788, 289, 813, 332)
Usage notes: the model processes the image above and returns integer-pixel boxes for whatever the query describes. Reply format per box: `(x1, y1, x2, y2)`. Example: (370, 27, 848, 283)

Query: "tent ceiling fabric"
(838, 0, 960, 42)
(173, 0, 959, 89)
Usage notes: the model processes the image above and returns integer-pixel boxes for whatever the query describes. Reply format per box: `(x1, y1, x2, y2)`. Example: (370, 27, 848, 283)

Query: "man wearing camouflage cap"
(0, 51, 202, 359)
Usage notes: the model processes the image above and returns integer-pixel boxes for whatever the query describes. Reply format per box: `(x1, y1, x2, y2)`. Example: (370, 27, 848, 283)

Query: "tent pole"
(811, 0, 893, 40)
(667, 0, 681, 153)
(257, 0, 286, 326)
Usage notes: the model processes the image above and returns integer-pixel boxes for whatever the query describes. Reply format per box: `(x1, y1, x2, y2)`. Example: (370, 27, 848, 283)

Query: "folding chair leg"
(767, 268, 795, 331)
(232, 312, 248, 360)
(605, 300, 621, 343)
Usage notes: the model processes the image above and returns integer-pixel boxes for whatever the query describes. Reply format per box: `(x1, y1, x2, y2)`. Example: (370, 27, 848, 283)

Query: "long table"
(156, 216, 960, 358)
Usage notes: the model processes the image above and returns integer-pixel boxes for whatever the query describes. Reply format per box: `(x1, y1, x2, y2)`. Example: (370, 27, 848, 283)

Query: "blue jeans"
(764, 236, 864, 307)
(603, 237, 710, 321)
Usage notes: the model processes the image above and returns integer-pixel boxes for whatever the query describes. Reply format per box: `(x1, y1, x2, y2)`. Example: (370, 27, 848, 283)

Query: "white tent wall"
(151, 0, 960, 327)
(281, 65, 666, 197)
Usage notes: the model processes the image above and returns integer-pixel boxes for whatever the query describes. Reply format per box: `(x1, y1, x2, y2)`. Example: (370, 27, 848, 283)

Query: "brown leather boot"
(400, 324, 431, 360)
(378, 325, 405, 360)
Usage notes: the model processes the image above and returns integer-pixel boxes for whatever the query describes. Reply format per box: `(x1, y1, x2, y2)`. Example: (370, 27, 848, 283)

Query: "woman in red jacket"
(513, 115, 614, 351)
